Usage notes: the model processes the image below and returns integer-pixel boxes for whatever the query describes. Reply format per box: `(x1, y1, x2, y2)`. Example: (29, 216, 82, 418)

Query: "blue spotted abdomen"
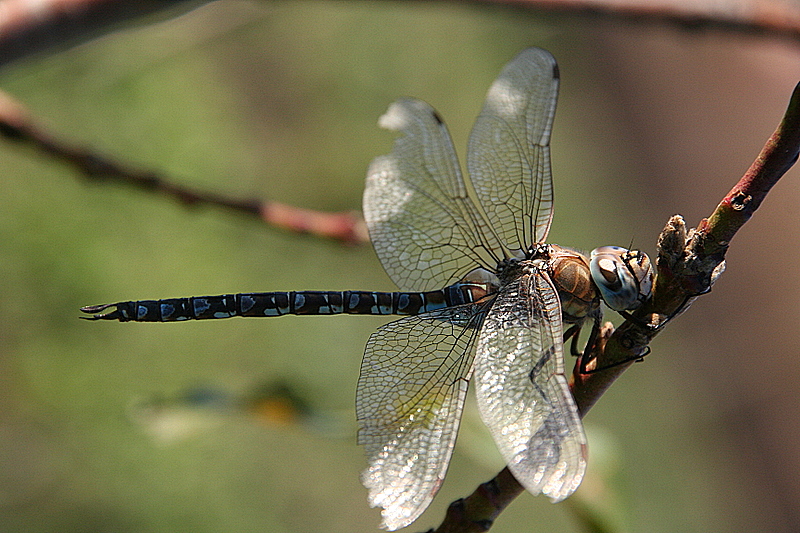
(80, 282, 493, 322)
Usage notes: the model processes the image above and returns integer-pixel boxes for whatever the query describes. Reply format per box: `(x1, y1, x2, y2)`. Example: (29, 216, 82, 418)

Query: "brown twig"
(492, 0, 800, 41)
(428, 81, 800, 533)
(0, 90, 369, 244)
(0, 0, 206, 68)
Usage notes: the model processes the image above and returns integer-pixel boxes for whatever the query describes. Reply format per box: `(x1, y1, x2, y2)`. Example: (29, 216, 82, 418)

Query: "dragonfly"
(82, 48, 654, 530)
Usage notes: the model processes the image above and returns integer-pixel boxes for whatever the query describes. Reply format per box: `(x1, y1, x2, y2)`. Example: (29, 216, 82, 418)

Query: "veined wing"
(364, 99, 499, 292)
(468, 47, 558, 251)
(364, 49, 559, 291)
(356, 304, 487, 530)
(473, 271, 587, 501)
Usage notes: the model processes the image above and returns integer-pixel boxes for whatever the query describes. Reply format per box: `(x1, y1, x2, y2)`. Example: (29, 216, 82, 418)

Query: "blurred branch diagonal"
(0, 90, 369, 244)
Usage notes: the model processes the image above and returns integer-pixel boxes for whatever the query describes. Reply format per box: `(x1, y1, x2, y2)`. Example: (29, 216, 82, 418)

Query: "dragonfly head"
(589, 246, 654, 312)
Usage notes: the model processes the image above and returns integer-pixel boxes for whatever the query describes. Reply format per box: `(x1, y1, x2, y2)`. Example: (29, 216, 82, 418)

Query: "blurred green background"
(1, 1, 800, 532)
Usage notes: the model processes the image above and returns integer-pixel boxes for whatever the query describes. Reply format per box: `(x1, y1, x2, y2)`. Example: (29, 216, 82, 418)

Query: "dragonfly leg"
(577, 314, 602, 374)
(579, 313, 651, 374)
(562, 324, 583, 357)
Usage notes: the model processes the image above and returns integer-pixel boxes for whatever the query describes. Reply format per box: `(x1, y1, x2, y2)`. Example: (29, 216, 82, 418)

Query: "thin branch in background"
(498, 0, 800, 40)
(0, 0, 206, 68)
(0, 90, 369, 244)
(428, 81, 800, 533)
(1, 0, 800, 71)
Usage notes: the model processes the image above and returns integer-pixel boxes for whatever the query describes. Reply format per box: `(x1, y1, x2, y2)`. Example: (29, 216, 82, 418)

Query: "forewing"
(357, 304, 486, 530)
(364, 99, 499, 292)
(473, 272, 587, 501)
(467, 47, 559, 251)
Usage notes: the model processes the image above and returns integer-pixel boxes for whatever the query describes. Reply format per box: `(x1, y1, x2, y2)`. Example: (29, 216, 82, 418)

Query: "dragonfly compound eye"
(590, 246, 654, 312)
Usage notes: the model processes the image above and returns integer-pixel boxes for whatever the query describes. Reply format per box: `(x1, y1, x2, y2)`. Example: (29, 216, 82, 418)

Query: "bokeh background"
(2, 1, 800, 532)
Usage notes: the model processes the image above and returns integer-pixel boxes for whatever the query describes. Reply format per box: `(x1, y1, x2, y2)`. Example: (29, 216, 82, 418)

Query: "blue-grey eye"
(590, 246, 654, 312)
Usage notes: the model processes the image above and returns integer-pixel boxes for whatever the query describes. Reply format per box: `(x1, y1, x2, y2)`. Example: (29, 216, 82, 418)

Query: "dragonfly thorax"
(539, 245, 601, 324)
(492, 244, 602, 324)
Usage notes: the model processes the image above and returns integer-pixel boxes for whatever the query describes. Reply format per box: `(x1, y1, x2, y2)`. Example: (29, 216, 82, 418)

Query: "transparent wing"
(473, 272, 587, 501)
(364, 99, 501, 292)
(356, 304, 486, 530)
(467, 47, 559, 251)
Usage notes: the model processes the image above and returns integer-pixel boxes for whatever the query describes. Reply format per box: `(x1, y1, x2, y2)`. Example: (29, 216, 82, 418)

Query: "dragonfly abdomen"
(80, 283, 492, 322)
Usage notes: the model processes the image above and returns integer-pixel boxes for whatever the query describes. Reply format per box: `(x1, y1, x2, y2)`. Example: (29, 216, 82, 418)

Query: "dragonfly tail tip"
(79, 303, 122, 321)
